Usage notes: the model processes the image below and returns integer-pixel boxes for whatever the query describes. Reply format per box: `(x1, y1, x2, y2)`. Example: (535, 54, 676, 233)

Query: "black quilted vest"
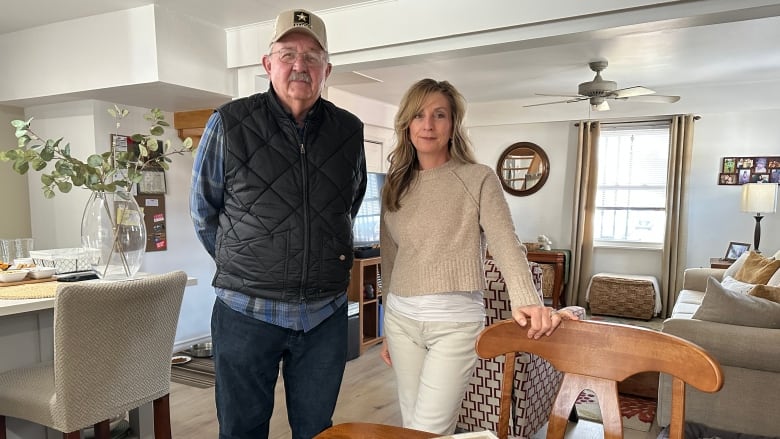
(212, 89, 366, 302)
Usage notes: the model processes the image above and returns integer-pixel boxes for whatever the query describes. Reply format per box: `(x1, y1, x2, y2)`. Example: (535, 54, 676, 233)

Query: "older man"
(190, 8, 366, 439)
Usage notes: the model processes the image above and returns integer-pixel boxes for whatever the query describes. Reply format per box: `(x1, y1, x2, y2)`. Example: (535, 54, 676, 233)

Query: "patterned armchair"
(457, 258, 586, 438)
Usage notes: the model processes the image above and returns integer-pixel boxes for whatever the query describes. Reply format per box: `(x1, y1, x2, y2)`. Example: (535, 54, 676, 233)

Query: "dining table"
(0, 273, 197, 439)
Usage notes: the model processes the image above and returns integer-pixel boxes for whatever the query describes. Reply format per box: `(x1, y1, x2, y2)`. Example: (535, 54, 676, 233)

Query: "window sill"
(593, 241, 663, 251)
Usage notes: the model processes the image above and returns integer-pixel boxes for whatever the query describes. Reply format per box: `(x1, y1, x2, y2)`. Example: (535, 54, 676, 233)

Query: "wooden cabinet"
(710, 257, 733, 269)
(348, 256, 383, 354)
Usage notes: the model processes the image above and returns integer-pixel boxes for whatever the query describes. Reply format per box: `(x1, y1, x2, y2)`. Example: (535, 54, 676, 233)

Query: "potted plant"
(0, 105, 196, 279)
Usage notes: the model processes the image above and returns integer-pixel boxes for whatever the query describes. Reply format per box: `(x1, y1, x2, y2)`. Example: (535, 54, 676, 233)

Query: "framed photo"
(723, 241, 751, 261)
(137, 169, 167, 194)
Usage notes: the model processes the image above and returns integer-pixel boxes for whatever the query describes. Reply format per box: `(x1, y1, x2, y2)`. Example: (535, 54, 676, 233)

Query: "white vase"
(81, 191, 146, 280)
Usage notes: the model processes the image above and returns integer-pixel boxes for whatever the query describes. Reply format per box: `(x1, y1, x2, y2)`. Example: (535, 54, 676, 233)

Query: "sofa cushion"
(723, 250, 751, 279)
(670, 289, 705, 319)
(769, 267, 780, 287)
(749, 284, 780, 303)
(734, 251, 780, 284)
(721, 275, 757, 295)
(693, 277, 780, 328)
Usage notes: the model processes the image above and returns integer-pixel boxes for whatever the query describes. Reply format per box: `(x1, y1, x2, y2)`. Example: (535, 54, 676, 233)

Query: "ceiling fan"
(524, 60, 680, 111)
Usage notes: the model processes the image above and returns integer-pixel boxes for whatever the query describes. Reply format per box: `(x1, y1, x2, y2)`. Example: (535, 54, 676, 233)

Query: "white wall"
(686, 109, 780, 265)
(0, 105, 31, 241)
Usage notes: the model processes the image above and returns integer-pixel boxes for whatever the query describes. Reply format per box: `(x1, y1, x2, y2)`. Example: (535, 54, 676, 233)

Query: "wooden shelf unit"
(348, 256, 383, 354)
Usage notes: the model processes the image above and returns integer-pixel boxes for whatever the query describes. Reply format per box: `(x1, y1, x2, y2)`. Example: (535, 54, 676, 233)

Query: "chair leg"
(153, 393, 172, 439)
(0, 415, 6, 439)
(93, 420, 111, 439)
(63, 431, 81, 439)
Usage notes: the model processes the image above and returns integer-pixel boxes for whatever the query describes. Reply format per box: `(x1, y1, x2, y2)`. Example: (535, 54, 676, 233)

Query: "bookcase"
(347, 256, 383, 354)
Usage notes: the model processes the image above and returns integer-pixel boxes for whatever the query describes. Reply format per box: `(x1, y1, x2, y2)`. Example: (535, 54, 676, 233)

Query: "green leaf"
(130, 134, 144, 143)
(87, 154, 104, 167)
(71, 173, 85, 187)
(107, 108, 117, 118)
(43, 187, 55, 199)
(157, 120, 170, 127)
(31, 158, 47, 171)
(40, 145, 55, 161)
(150, 126, 164, 136)
(183, 137, 193, 149)
(139, 145, 149, 158)
(62, 143, 71, 157)
(17, 136, 30, 148)
(56, 181, 73, 193)
(10, 119, 27, 129)
(41, 174, 54, 185)
(159, 161, 170, 171)
(12, 160, 29, 174)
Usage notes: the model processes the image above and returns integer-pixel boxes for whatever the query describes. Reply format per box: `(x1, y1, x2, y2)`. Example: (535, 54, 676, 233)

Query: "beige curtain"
(567, 121, 600, 308)
(660, 114, 696, 317)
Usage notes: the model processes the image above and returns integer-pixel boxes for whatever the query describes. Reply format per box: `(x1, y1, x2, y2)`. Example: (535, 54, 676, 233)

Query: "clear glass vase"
(81, 191, 146, 280)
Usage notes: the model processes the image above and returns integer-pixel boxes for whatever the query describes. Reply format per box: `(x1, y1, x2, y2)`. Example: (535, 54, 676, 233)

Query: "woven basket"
(589, 275, 655, 320)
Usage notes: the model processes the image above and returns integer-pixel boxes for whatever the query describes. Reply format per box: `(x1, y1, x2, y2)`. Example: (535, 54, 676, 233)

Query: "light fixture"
(740, 183, 778, 253)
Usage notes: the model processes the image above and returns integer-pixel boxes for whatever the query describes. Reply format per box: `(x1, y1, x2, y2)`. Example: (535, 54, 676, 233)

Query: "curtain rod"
(573, 115, 701, 127)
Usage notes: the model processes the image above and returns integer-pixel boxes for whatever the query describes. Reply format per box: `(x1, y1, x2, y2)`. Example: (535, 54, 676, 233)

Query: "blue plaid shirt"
(190, 112, 346, 332)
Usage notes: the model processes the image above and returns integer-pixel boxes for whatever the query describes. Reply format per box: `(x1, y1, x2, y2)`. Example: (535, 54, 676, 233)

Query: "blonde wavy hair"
(382, 78, 477, 211)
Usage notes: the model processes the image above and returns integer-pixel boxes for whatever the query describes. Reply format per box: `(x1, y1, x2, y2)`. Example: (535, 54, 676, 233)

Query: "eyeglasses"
(271, 49, 328, 67)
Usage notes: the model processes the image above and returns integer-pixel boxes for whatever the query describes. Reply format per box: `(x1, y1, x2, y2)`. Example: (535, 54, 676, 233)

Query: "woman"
(379, 78, 576, 434)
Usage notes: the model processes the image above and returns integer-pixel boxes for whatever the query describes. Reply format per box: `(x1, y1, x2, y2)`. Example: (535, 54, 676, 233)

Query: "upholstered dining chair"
(316, 319, 723, 439)
(0, 271, 188, 439)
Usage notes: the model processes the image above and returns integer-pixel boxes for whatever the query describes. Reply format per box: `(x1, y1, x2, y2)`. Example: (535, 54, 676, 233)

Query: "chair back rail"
(476, 319, 723, 439)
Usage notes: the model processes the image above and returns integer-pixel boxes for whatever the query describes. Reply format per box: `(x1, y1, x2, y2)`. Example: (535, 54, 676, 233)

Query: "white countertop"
(0, 274, 197, 317)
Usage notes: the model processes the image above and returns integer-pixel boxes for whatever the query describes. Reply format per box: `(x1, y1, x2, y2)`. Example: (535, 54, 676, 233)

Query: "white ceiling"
(4, 1, 780, 122)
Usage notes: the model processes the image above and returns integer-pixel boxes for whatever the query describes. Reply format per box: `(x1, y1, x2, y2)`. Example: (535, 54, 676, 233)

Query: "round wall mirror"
(496, 142, 550, 196)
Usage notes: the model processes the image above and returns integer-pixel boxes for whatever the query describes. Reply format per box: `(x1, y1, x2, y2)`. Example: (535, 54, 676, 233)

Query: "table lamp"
(740, 182, 778, 253)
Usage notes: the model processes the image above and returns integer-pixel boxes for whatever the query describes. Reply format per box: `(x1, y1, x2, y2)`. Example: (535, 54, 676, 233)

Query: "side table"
(709, 258, 733, 269)
(527, 249, 569, 308)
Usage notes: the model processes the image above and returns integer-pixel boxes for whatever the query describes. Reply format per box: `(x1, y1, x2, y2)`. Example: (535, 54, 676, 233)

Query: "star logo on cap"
(294, 11, 310, 26)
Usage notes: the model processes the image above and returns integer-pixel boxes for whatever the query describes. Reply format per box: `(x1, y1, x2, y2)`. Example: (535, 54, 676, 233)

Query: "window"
(594, 122, 671, 247)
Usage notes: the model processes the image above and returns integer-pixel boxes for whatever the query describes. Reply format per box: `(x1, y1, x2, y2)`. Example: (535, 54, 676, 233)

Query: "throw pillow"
(768, 268, 780, 287)
(720, 275, 756, 295)
(723, 250, 751, 279)
(749, 284, 780, 303)
(693, 277, 780, 328)
(733, 251, 780, 284)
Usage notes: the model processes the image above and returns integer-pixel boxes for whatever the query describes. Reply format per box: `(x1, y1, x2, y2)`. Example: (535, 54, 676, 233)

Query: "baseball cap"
(270, 9, 328, 51)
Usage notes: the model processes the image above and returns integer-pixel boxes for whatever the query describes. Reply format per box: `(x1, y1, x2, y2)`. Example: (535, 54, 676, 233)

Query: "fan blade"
(624, 94, 681, 103)
(535, 92, 584, 98)
(612, 86, 655, 98)
(592, 101, 610, 111)
(523, 96, 588, 108)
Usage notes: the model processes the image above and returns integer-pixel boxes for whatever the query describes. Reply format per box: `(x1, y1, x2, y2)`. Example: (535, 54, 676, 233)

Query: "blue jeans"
(211, 298, 348, 439)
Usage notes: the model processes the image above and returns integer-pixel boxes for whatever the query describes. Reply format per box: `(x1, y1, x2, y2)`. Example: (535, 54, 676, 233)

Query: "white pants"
(384, 307, 483, 434)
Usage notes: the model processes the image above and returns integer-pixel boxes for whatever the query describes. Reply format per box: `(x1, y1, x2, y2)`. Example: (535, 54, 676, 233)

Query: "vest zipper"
(298, 130, 310, 302)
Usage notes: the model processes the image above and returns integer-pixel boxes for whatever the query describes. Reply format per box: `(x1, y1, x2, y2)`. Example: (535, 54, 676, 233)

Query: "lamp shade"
(741, 183, 778, 214)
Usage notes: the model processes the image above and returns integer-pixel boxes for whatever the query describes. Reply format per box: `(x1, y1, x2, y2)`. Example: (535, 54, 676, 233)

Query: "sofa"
(656, 250, 780, 437)
(457, 258, 586, 438)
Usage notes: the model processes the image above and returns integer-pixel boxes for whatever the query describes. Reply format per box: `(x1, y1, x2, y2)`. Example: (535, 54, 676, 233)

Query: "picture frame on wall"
(723, 241, 751, 261)
(720, 155, 780, 185)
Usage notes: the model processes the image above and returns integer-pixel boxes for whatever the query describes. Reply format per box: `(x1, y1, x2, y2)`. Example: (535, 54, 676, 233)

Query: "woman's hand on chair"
(512, 305, 579, 339)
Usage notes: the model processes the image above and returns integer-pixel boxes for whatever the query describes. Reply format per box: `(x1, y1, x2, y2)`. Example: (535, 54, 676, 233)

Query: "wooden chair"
(476, 319, 723, 439)
(316, 319, 723, 439)
(0, 271, 188, 439)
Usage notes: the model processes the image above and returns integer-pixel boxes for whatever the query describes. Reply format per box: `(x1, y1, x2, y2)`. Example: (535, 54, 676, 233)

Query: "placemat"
(0, 281, 59, 299)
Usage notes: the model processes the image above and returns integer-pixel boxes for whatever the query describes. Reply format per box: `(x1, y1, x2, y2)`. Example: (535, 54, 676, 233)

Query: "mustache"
(289, 72, 312, 83)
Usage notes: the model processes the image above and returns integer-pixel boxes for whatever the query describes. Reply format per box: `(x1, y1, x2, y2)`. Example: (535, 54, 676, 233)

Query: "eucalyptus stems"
(0, 105, 195, 198)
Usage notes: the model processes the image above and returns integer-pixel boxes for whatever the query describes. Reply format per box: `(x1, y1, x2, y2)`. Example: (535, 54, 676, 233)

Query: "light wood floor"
(169, 344, 661, 438)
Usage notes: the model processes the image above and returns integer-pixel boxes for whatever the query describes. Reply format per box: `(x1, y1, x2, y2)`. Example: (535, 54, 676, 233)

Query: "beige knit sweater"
(380, 159, 541, 310)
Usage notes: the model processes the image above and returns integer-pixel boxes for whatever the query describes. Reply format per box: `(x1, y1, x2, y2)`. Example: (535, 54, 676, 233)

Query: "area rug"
(574, 389, 656, 432)
(170, 353, 215, 388)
